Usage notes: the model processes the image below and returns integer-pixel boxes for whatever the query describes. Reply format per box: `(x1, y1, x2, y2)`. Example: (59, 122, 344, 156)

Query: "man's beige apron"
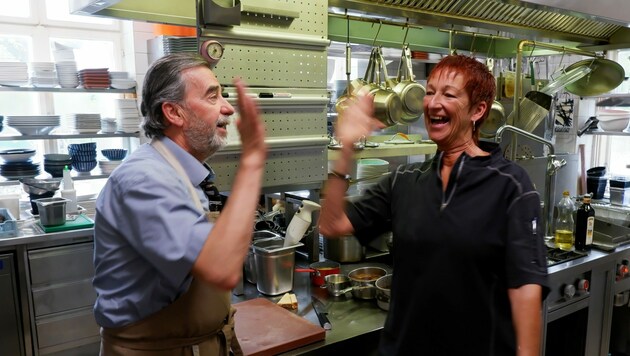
(100, 139, 242, 356)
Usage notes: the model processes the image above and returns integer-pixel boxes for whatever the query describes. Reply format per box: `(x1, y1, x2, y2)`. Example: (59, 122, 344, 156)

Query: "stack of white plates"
(61, 113, 102, 133)
(115, 99, 141, 133)
(0, 62, 29, 87)
(100, 117, 117, 133)
(98, 159, 123, 175)
(109, 71, 136, 90)
(55, 61, 79, 88)
(356, 158, 389, 193)
(29, 62, 58, 88)
(6, 115, 60, 135)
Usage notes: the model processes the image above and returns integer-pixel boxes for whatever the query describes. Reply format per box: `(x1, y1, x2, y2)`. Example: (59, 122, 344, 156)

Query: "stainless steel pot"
(323, 273, 352, 297)
(375, 274, 392, 311)
(347, 266, 387, 300)
(480, 101, 506, 138)
(244, 230, 282, 284)
(371, 47, 403, 126)
(390, 45, 425, 124)
(323, 235, 365, 262)
(336, 48, 377, 114)
(251, 237, 303, 296)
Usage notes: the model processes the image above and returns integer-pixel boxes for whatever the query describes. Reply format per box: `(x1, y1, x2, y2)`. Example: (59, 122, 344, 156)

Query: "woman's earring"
(472, 120, 476, 132)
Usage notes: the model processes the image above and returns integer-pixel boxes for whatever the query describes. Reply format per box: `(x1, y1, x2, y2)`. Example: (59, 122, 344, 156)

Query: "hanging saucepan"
(480, 101, 506, 139)
(563, 58, 625, 96)
(335, 48, 377, 114)
(390, 45, 425, 124)
(369, 47, 403, 126)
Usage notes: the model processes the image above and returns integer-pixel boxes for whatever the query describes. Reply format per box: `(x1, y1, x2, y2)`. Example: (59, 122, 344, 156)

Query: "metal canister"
(252, 237, 303, 296)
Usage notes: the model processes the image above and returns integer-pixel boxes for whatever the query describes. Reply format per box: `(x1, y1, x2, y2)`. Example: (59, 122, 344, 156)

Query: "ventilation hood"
(70, 0, 630, 54)
(329, 0, 630, 51)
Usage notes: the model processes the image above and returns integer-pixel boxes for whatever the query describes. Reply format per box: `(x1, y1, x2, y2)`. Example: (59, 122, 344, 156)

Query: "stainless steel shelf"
(584, 130, 630, 136)
(0, 132, 139, 141)
(328, 139, 437, 160)
(0, 170, 110, 186)
(0, 86, 136, 94)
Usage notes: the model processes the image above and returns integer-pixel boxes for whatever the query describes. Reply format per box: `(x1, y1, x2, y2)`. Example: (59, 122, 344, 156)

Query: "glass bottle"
(555, 190, 575, 251)
(575, 196, 595, 251)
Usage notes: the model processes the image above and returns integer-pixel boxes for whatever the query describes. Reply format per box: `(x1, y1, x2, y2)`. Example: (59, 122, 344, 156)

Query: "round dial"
(201, 40, 224, 63)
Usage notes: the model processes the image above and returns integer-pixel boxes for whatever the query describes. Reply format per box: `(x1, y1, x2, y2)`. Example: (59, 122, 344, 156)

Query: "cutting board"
(234, 298, 325, 356)
(39, 214, 94, 233)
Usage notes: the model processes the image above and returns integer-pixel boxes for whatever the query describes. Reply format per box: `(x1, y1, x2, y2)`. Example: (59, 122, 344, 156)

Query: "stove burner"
(546, 247, 587, 267)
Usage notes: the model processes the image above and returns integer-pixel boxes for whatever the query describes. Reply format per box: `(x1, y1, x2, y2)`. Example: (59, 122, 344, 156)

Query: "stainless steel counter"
(231, 258, 392, 355)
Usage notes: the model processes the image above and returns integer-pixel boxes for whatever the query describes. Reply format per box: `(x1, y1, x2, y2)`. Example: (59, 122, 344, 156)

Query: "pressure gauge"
(200, 40, 224, 67)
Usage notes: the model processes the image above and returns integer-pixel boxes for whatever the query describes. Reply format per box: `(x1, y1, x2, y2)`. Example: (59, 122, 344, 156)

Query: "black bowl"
(586, 166, 606, 177)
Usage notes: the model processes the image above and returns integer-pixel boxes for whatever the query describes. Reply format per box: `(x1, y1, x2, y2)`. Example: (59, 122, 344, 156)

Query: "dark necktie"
(200, 173, 222, 212)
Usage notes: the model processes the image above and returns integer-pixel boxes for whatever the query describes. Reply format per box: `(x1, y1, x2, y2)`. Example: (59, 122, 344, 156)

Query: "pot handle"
(295, 268, 315, 273)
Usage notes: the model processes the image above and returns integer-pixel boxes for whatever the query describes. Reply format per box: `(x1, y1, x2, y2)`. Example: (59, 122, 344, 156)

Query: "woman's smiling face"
(423, 68, 485, 150)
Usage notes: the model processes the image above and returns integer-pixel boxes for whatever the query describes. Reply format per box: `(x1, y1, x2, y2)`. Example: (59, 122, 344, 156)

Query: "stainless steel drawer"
(36, 307, 99, 349)
(28, 243, 94, 286)
(32, 278, 96, 317)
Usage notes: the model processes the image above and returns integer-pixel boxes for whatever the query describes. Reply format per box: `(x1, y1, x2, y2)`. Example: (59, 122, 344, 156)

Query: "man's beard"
(183, 114, 230, 159)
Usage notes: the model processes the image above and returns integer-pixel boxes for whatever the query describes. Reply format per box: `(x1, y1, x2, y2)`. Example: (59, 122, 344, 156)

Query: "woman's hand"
(336, 94, 385, 148)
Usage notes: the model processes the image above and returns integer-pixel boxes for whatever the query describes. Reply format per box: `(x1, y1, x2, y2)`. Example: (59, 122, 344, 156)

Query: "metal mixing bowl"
(20, 178, 62, 195)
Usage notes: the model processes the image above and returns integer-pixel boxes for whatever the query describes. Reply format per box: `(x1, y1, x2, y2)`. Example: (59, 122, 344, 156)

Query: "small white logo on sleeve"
(532, 218, 537, 234)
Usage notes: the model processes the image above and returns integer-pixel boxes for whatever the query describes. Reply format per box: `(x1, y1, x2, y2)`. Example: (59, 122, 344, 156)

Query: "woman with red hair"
(320, 54, 549, 355)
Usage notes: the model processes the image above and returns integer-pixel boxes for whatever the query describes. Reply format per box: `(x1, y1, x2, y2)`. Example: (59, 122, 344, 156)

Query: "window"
(0, 0, 132, 198)
(592, 50, 630, 177)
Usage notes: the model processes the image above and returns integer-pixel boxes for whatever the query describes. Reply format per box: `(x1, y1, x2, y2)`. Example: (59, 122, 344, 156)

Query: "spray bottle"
(283, 200, 321, 247)
(61, 165, 77, 214)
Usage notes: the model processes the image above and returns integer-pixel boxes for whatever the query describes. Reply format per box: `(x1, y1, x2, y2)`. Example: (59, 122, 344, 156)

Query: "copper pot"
(295, 261, 341, 286)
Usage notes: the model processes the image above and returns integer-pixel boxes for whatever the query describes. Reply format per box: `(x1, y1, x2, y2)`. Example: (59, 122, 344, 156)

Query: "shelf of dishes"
(0, 146, 127, 183)
(0, 86, 136, 94)
(0, 132, 139, 140)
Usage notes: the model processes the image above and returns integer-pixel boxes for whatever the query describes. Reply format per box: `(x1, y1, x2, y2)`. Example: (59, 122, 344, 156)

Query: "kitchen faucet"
(495, 125, 566, 238)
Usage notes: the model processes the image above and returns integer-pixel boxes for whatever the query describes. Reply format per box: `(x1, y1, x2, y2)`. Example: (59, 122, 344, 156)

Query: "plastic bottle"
(283, 200, 321, 247)
(575, 196, 595, 251)
(61, 165, 77, 214)
(554, 190, 575, 251)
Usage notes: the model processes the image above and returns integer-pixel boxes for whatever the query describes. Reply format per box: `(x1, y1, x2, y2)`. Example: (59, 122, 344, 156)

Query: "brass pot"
(391, 45, 425, 124)
(480, 100, 506, 138)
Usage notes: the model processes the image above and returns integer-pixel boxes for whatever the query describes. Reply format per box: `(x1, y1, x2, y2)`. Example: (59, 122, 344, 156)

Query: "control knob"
(617, 260, 629, 281)
(577, 279, 589, 292)
(563, 284, 576, 299)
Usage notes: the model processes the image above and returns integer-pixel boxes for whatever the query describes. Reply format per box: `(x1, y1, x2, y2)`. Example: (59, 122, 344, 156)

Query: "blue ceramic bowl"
(70, 151, 97, 162)
(72, 160, 97, 172)
(68, 142, 97, 152)
(101, 148, 128, 161)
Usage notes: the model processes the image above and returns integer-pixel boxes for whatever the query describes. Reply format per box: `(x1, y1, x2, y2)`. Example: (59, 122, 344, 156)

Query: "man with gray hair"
(93, 52, 267, 355)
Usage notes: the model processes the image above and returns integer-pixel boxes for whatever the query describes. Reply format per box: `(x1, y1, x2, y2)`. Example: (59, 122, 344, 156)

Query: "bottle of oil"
(554, 190, 575, 251)
(575, 196, 595, 251)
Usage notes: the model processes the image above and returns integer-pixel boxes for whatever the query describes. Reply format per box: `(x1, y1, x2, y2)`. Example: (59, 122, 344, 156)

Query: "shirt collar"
(158, 136, 212, 187)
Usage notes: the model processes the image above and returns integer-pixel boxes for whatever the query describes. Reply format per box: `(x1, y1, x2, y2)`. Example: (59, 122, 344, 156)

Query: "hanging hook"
(402, 19, 410, 46)
(486, 35, 495, 58)
(469, 33, 477, 57)
(371, 20, 383, 47)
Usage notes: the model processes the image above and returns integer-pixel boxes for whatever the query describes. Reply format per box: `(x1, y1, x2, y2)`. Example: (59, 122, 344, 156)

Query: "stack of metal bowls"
(20, 178, 61, 214)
